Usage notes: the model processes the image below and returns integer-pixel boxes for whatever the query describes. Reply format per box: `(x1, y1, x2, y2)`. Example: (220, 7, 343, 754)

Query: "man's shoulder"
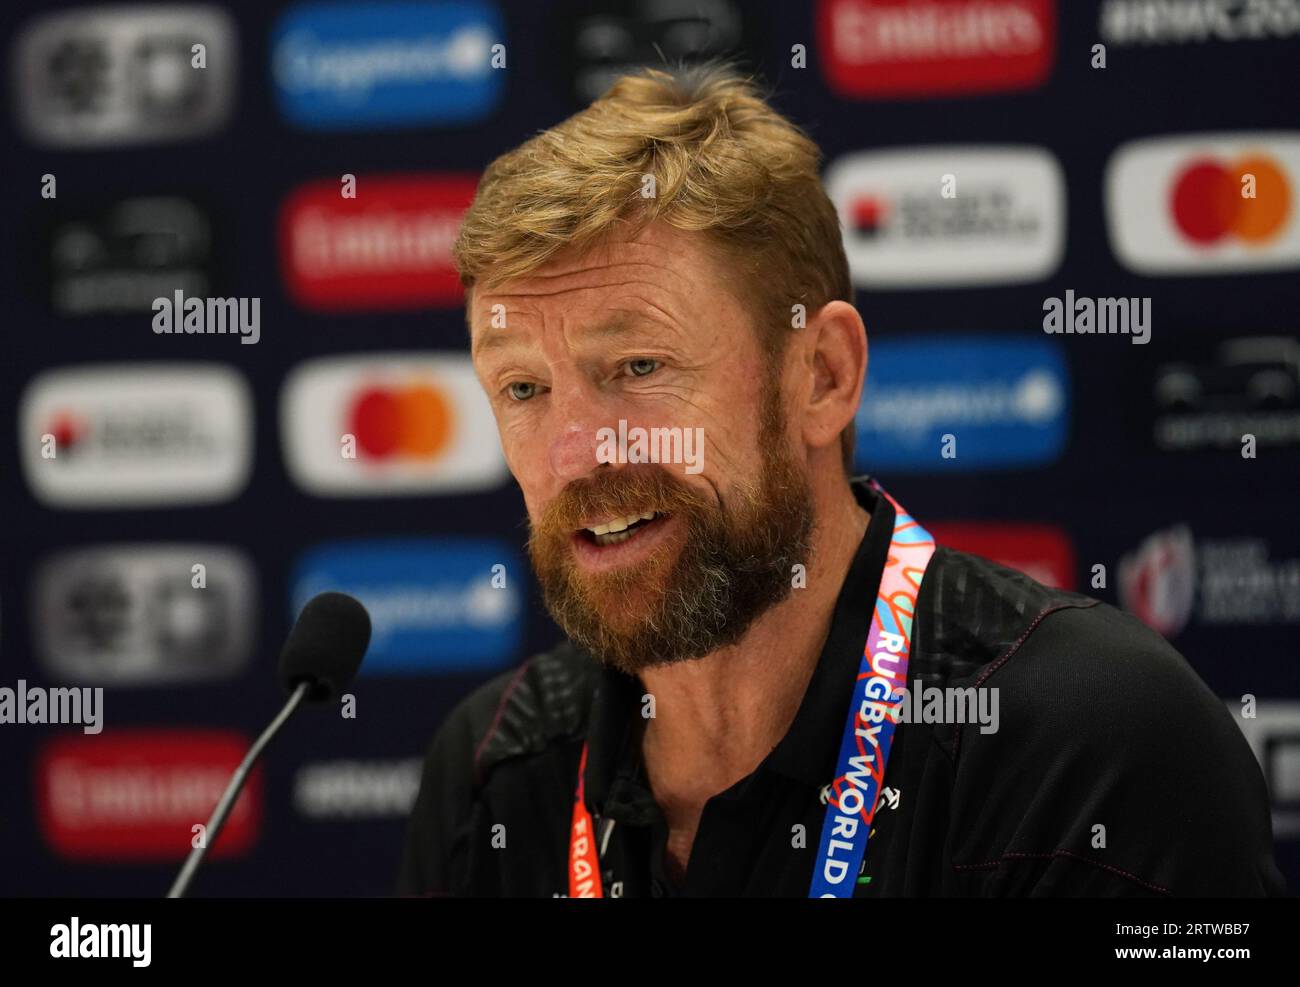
(433, 638, 602, 788)
(915, 544, 1102, 682)
(922, 547, 1283, 895)
(921, 544, 1233, 736)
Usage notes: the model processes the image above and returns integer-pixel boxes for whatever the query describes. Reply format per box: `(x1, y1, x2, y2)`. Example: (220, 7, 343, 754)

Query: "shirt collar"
(581, 475, 895, 808)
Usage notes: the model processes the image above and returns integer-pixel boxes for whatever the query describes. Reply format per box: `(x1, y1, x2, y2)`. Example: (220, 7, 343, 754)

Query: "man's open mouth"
(578, 511, 666, 547)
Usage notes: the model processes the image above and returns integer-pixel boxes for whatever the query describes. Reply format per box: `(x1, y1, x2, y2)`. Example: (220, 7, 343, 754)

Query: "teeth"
(586, 512, 657, 536)
(586, 511, 661, 544)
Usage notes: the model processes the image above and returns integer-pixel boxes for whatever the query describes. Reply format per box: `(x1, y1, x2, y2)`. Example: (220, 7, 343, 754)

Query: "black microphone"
(278, 591, 372, 702)
(166, 592, 371, 898)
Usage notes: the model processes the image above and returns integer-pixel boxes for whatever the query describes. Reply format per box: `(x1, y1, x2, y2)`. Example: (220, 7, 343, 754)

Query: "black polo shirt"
(580, 489, 894, 897)
(398, 477, 1286, 897)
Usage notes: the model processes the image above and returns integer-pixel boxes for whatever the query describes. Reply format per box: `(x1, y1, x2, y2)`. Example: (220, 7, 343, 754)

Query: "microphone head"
(279, 592, 371, 702)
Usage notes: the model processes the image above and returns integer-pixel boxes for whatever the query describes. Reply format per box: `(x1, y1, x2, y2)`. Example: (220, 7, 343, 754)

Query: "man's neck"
(638, 481, 871, 868)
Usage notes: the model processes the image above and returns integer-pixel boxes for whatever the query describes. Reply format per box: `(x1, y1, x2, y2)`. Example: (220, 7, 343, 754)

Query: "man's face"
(469, 221, 812, 674)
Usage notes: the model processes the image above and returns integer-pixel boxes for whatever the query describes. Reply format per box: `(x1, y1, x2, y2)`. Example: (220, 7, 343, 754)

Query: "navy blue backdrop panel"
(1, 0, 1297, 897)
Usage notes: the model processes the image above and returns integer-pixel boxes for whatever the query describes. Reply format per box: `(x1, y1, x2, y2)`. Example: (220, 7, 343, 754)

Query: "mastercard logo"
(1106, 133, 1300, 274)
(281, 353, 507, 496)
(1170, 156, 1291, 245)
(347, 382, 455, 461)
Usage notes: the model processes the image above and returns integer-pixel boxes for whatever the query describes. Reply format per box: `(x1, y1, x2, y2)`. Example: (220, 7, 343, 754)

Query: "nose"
(549, 422, 606, 483)
(547, 382, 612, 484)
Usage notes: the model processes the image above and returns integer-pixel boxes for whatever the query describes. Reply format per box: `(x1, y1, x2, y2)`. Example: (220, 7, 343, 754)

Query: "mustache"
(531, 466, 710, 534)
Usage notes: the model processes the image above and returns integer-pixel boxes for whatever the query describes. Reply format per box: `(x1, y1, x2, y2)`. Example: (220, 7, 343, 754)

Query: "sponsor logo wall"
(826, 146, 1066, 288)
(817, 0, 1056, 98)
(1105, 132, 1300, 274)
(270, 0, 505, 130)
(278, 175, 476, 310)
(852, 334, 1070, 470)
(1, 0, 1296, 895)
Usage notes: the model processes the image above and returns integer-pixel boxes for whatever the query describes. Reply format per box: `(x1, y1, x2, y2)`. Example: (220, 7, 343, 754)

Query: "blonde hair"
(453, 62, 856, 472)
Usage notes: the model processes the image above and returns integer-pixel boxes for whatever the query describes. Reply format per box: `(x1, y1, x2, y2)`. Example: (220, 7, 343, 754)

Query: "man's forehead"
(473, 228, 696, 306)
(467, 225, 736, 350)
(471, 307, 676, 358)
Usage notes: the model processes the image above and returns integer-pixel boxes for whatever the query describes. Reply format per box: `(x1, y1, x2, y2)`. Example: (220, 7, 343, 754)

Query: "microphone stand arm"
(167, 682, 311, 899)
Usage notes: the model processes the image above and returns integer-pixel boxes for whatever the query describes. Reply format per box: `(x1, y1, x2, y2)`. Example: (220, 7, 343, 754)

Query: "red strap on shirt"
(568, 743, 603, 897)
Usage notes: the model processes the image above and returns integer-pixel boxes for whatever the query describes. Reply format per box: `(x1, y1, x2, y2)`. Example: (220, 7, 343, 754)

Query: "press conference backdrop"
(1, 0, 1297, 897)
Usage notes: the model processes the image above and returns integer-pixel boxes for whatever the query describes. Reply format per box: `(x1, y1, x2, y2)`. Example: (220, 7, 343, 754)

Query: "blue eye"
(628, 358, 658, 377)
(508, 381, 537, 401)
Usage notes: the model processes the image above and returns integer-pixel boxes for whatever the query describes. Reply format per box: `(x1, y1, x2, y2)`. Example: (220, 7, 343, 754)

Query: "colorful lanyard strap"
(809, 480, 934, 896)
(568, 480, 935, 899)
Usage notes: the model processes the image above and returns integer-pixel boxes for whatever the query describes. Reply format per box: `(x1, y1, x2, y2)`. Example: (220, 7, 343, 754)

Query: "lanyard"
(569, 743, 604, 897)
(809, 481, 933, 896)
(567, 480, 935, 898)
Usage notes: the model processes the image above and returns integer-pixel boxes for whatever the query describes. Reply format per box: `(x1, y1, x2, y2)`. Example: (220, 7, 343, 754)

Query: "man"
(398, 64, 1285, 897)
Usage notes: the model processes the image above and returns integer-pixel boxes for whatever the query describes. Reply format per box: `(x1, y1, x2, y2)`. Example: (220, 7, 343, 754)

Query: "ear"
(799, 300, 867, 456)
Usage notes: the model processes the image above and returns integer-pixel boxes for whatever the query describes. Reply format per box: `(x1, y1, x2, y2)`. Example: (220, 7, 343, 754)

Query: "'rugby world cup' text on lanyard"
(809, 481, 934, 896)
(567, 479, 936, 898)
